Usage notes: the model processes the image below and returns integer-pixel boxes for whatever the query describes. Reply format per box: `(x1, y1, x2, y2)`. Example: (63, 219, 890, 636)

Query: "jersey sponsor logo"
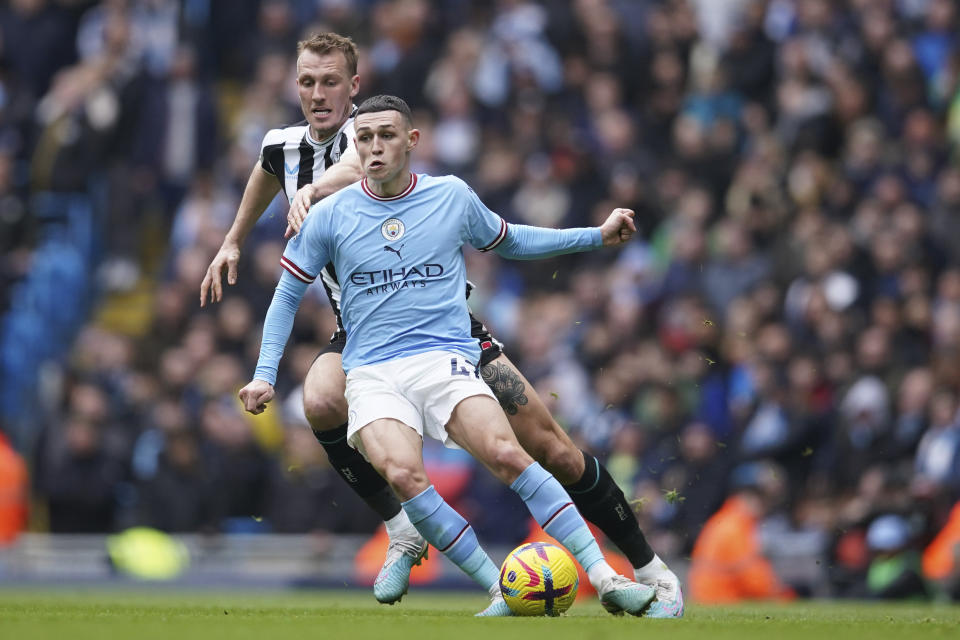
(381, 217, 405, 241)
(284, 161, 299, 175)
(349, 264, 444, 285)
(383, 244, 404, 261)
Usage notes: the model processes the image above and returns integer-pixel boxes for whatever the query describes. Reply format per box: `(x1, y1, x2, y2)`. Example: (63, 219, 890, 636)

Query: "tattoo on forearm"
(481, 362, 529, 416)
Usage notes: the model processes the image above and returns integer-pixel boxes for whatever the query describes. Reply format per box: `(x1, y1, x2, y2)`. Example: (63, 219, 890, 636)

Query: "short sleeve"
(259, 128, 285, 176)
(458, 179, 507, 252)
(281, 203, 330, 283)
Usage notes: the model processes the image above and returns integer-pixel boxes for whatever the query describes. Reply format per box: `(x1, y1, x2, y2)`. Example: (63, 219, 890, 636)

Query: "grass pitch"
(1, 589, 958, 640)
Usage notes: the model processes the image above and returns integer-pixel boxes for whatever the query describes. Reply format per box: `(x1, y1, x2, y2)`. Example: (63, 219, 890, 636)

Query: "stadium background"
(1, 0, 959, 601)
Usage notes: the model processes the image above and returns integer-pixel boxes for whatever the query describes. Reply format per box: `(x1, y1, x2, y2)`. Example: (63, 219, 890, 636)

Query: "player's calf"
(533, 437, 584, 485)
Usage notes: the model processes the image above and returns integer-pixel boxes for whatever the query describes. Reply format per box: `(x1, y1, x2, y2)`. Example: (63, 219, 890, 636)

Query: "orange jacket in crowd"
(688, 494, 794, 603)
(0, 432, 28, 545)
(923, 501, 960, 581)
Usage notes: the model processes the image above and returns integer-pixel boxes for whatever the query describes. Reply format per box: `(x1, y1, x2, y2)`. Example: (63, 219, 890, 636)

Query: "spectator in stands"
(863, 514, 931, 600)
(688, 461, 794, 603)
(35, 415, 125, 533)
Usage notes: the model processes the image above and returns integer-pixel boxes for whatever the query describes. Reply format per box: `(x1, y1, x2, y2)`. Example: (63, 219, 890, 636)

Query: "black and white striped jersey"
(258, 107, 357, 330)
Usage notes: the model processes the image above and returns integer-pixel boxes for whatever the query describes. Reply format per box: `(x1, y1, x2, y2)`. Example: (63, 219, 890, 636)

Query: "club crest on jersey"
(381, 218, 405, 241)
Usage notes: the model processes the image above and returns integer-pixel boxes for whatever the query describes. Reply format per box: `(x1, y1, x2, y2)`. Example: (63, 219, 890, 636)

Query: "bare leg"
(356, 417, 505, 614)
(354, 418, 428, 500)
(303, 352, 404, 521)
(304, 359, 423, 605)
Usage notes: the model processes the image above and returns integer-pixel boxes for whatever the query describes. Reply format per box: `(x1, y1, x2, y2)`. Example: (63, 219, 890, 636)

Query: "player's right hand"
(239, 379, 275, 415)
(599, 208, 636, 246)
(200, 242, 241, 307)
(286, 183, 317, 238)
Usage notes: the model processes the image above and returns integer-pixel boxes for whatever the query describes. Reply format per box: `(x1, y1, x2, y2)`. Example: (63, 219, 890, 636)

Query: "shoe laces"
(637, 571, 678, 602)
(384, 537, 426, 565)
(600, 574, 638, 595)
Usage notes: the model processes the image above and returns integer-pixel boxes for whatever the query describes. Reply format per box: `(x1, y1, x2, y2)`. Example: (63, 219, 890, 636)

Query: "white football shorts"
(344, 350, 496, 450)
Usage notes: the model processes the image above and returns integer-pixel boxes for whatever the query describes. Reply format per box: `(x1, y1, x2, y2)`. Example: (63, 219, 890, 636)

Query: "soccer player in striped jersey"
(201, 34, 682, 617)
(240, 95, 657, 616)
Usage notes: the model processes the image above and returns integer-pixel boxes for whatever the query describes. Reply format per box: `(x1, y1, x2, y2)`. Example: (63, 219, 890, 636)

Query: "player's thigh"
(355, 418, 427, 500)
(483, 354, 584, 483)
(303, 351, 348, 430)
(445, 395, 533, 484)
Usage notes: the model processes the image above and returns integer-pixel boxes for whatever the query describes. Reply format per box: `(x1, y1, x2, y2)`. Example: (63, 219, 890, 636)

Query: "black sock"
(313, 424, 401, 521)
(564, 450, 655, 569)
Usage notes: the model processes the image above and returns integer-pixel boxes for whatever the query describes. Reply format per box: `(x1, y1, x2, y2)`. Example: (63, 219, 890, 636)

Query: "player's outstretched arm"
(200, 165, 280, 306)
(489, 208, 636, 260)
(285, 147, 363, 238)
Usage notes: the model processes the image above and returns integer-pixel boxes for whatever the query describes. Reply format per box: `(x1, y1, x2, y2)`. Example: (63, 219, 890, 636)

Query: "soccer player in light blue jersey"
(239, 95, 656, 617)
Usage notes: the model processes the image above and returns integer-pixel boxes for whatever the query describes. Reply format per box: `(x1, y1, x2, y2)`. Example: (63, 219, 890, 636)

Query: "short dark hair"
(356, 95, 413, 127)
(297, 33, 358, 76)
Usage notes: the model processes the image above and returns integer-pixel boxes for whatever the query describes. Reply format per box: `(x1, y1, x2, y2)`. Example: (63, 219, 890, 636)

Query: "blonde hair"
(296, 33, 358, 76)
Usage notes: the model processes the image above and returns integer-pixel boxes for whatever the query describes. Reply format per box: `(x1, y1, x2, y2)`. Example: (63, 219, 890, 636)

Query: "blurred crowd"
(3, 0, 960, 600)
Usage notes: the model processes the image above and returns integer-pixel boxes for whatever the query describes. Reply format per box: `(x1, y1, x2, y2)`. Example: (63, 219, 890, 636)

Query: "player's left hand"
(285, 183, 318, 238)
(600, 208, 636, 246)
(239, 379, 275, 415)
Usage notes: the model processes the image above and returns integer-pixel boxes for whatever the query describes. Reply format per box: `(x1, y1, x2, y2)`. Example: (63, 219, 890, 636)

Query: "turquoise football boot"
(373, 538, 428, 604)
(599, 576, 656, 616)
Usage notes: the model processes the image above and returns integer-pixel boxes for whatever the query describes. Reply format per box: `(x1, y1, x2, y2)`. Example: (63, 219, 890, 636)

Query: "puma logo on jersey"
(383, 244, 404, 261)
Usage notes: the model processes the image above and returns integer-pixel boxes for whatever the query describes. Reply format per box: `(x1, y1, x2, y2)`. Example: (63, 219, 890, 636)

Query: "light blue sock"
(511, 462, 606, 570)
(402, 485, 499, 591)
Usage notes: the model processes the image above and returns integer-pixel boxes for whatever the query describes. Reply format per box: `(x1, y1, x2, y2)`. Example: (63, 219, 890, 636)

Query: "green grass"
(1, 589, 958, 640)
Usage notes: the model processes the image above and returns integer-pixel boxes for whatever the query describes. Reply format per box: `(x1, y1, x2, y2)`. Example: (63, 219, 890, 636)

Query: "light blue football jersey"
(281, 173, 509, 371)
(253, 172, 601, 382)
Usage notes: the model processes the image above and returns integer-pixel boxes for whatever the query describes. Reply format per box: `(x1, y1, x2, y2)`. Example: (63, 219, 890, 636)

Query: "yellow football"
(499, 541, 579, 616)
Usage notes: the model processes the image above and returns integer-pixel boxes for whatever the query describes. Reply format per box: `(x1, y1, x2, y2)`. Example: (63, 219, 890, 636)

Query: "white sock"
(384, 509, 420, 542)
(633, 554, 669, 582)
(586, 560, 618, 592)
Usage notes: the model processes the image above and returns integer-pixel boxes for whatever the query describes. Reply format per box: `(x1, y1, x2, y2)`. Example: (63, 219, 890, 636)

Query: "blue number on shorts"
(450, 358, 473, 377)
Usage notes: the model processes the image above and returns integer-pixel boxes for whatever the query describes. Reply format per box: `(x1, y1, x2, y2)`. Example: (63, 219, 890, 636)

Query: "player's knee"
(303, 390, 348, 431)
(537, 440, 582, 485)
(490, 438, 533, 479)
(382, 462, 428, 499)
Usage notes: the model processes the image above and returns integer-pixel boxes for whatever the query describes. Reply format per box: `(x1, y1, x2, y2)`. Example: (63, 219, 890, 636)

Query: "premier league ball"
(499, 542, 579, 616)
